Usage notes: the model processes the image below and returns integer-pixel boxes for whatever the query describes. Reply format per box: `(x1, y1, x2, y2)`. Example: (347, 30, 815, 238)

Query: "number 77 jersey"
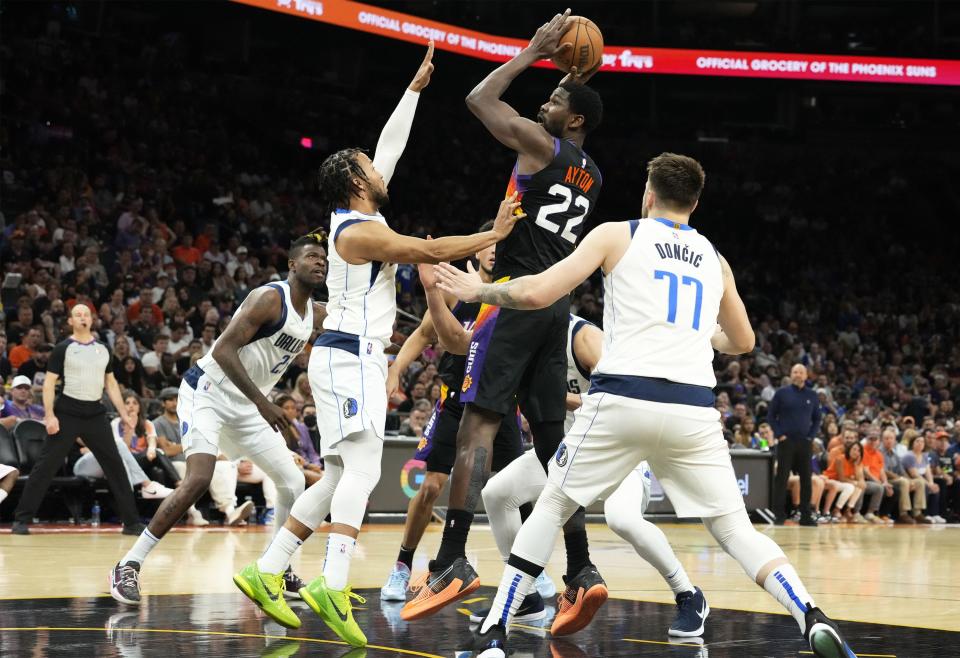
(594, 217, 724, 388)
(495, 137, 602, 279)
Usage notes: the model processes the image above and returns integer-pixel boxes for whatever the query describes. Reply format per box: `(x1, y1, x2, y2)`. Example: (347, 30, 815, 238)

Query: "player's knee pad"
(537, 482, 581, 525)
(703, 508, 785, 580)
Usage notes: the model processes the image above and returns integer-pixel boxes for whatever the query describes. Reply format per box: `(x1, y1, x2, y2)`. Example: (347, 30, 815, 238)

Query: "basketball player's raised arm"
(417, 262, 472, 356)
(372, 41, 434, 186)
(711, 255, 756, 355)
(336, 195, 524, 265)
(434, 221, 623, 309)
(465, 11, 571, 159)
(210, 287, 290, 432)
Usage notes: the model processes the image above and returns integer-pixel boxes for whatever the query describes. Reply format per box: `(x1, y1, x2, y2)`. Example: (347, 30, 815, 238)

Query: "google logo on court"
(400, 459, 428, 499)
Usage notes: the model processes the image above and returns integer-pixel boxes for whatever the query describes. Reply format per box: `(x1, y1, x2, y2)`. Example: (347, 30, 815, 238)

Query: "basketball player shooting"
(434, 152, 857, 658)
(400, 11, 608, 633)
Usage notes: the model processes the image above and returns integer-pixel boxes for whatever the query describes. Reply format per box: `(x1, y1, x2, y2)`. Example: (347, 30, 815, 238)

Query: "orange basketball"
(552, 16, 604, 74)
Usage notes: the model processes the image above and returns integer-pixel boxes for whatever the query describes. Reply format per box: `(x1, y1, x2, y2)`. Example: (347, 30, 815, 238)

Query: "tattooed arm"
(434, 222, 628, 309)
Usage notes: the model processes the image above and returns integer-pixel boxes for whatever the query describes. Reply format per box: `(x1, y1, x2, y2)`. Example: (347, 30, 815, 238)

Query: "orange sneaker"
(400, 557, 481, 621)
(550, 565, 608, 636)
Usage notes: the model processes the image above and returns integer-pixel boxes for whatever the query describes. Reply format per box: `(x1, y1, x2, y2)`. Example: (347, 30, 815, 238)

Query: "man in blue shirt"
(0, 375, 45, 431)
(768, 364, 821, 526)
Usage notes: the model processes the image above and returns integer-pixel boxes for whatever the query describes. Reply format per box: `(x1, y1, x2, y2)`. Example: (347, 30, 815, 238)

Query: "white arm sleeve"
(371, 89, 421, 187)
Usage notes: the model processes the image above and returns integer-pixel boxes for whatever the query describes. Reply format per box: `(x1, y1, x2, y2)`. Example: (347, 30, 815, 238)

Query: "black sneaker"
(401, 556, 481, 621)
(283, 566, 305, 600)
(122, 523, 147, 536)
(668, 586, 709, 637)
(804, 606, 857, 657)
(799, 515, 819, 527)
(551, 565, 608, 636)
(110, 561, 142, 606)
(469, 591, 546, 623)
(471, 622, 507, 658)
(11, 521, 29, 535)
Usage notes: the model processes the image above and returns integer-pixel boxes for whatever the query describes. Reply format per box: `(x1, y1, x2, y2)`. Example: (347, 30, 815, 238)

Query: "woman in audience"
(824, 442, 866, 522)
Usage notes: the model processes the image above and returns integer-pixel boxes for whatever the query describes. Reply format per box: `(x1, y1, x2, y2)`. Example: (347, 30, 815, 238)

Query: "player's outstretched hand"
(385, 366, 401, 399)
(417, 256, 438, 291)
(527, 9, 573, 60)
(492, 192, 526, 240)
(434, 261, 484, 303)
(257, 400, 291, 433)
(409, 40, 435, 92)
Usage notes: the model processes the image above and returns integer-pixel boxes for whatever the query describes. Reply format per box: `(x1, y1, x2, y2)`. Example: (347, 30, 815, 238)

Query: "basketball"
(552, 16, 604, 74)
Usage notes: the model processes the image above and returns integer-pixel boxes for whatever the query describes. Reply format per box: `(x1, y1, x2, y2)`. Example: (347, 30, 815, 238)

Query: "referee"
(13, 304, 144, 535)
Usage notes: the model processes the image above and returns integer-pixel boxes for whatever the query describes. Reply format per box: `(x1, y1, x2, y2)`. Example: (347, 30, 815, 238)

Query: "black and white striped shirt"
(47, 338, 114, 416)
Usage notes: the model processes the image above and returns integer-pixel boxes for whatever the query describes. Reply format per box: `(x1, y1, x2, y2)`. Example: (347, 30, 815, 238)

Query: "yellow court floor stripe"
(623, 638, 703, 647)
(462, 597, 487, 604)
(0, 627, 445, 658)
(800, 651, 897, 658)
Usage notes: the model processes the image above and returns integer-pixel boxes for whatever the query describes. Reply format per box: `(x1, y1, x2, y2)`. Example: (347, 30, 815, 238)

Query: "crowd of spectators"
(1, 9, 958, 526)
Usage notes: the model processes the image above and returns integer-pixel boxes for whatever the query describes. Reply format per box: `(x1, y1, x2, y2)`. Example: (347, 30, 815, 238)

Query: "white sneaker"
(225, 500, 255, 526)
(534, 570, 557, 599)
(187, 507, 209, 527)
(141, 482, 174, 499)
(380, 561, 411, 601)
(933, 515, 947, 524)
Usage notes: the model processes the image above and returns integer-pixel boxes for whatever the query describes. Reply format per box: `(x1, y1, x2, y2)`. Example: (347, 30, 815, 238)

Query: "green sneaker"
(299, 576, 367, 648)
(233, 562, 301, 629)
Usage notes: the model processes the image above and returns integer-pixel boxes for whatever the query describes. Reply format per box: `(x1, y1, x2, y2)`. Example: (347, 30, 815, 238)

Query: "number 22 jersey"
(496, 137, 602, 279)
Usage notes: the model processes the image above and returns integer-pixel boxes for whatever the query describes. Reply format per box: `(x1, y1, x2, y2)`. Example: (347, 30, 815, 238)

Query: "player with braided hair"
(235, 41, 523, 648)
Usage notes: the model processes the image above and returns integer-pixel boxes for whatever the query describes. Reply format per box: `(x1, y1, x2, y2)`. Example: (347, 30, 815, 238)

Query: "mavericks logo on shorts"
(181, 421, 189, 436)
(343, 398, 358, 418)
(555, 442, 568, 467)
(461, 375, 473, 394)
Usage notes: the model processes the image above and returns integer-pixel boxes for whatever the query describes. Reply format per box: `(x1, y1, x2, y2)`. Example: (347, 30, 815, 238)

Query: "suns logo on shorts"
(461, 375, 473, 393)
(343, 398, 358, 418)
(555, 442, 568, 467)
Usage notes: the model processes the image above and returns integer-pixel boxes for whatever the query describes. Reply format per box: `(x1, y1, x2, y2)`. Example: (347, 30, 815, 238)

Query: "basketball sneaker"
(283, 566, 305, 600)
(380, 561, 411, 601)
(468, 590, 546, 623)
(400, 556, 480, 621)
(299, 576, 367, 648)
(110, 561, 141, 606)
(804, 606, 857, 658)
(232, 562, 301, 629)
(535, 570, 557, 599)
(668, 586, 709, 637)
(471, 623, 508, 658)
(550, 565, 608, 636)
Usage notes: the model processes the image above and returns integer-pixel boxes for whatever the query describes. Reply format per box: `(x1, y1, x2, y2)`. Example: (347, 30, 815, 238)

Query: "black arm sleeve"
(47, 340, 68, 377)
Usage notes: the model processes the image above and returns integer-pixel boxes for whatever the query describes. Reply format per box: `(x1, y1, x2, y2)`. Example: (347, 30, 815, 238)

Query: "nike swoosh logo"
(258, 575, 280, 602)
(696, 603, 707, 620)
(329, 596, 350, 622)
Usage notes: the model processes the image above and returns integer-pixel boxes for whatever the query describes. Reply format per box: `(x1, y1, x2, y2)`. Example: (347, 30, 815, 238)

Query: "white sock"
(0, 490, 8, 504)
(480, 565, 536, 633)
(121, 529, 160, 566)
(322, 533, 356, 591)
(664, 564, 695, 598)
(257, 527, 303, 574)
(763, 564, 814, 632)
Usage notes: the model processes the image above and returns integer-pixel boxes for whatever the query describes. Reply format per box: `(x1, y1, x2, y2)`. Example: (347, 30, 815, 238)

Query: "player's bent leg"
(299, 430, 380, 648)
(382, 471, 448, 602)
(482, 450, 545, 561)
(604, 470, 705, 637)
(111, 451, 217, 606)
(703, 508, 857, 657)
(475, 482, 579, 652)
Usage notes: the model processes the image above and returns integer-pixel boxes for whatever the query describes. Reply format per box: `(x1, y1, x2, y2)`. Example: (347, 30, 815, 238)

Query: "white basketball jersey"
(594, 218, 723, 388)
(565, 314, 595, 434)
(197, 281, 313, 398)
(324, 209, 398, 346)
